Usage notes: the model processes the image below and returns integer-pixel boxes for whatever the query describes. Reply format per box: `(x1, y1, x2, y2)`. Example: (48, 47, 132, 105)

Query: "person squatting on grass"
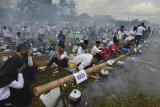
(0, 54, 24, 107)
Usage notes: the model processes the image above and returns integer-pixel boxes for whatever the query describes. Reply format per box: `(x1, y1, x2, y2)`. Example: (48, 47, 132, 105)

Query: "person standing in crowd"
(147, 27, 151, 38)
(46, 25, 51, 36)
(91, 41, 101, 55)
(38, 26, 46, 42)
(0, 55, 24, 107)
(21, 26, 28, 38)
(117, 26, 124, 47)
(26, 26, 31, 37)
(102, 32, 109, 46)
(58, 31, 65, 46)
(2, 27, 12, 42)
(135, 23, 146, 46)
(16, 32, 21, 46)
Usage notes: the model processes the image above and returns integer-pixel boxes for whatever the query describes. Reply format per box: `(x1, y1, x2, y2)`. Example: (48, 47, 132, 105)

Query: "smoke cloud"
(80, 35, 160, 104)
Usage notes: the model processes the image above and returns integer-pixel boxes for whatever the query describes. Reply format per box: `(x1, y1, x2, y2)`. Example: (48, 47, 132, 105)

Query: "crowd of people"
(48, 23, 151, 72)
(0, 22, 152, 107)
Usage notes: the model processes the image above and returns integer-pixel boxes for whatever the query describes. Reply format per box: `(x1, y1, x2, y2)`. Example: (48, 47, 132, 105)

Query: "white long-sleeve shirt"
(91, 45, 101, 55)
(61, 51, 68, 60)
(72, 45, 79, 54)
(77, 46, 85, 56)
(28, 56, 33, 66)
(2, 29, 12, 38)
(39, 28, 46, 35)
(136, 26, 146, 36)
(73, 54, 93, 70)
(0, 73, 24, 101)
(108, 41, 113, 47)
(117, 30, 124, 39)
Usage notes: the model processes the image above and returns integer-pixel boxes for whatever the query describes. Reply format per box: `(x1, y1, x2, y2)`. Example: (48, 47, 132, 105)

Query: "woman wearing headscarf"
(16, 43, 33, 107)
(0, 54, 24, 106)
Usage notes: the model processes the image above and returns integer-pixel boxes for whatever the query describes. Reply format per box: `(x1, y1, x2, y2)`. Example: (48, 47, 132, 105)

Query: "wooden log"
(34, 55, 126, 96)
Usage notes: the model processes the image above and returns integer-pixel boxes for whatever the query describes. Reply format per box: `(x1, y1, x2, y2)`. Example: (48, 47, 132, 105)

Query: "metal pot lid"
(69, 89, 81, 99)
(32, 48, 38, 52)
(2, 56, 8, 62)
(100, 69, 109, 75)
(4, 49, 11, 52)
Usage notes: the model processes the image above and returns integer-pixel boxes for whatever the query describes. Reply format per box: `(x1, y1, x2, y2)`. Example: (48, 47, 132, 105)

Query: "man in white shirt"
(108, 36, 118, 47)
(39, 26, 46, 35)
(21, 26, 27, 37)
(73, 53, 102, 71)
(125, 27, 137, 42)
(135, 23, 146, 46)
(108, 40, 113, 47)
(77, 44, 87, 56)
(91, 41, 101, 55)
(16, 32, 21, 46)
(38, 26, 46, 42)
(59, 45, 69, 68)
(46, 25, 51, 36)
(72, 43, 80, 54)
(102, 33, 109, 45)
(2, 27, 12, 38)
(117, 26, 124, 47)
(117, 26, 124, 40)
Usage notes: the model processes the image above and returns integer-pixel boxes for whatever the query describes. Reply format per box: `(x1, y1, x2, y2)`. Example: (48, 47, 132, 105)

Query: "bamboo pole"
(34, 55, 126, 96)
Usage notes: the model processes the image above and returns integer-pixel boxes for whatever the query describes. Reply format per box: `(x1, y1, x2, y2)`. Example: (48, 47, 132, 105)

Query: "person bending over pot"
(73, 53, 102, 71)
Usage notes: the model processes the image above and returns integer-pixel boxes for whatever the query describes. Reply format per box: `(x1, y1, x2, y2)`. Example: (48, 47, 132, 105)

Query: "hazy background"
(77, 0, 160, 24)
(0, 0, 160, 25)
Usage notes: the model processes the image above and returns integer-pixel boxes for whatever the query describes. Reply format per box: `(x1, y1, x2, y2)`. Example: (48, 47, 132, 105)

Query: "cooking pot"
(68, 89, 81, 104)
(2, 56, 8, 62)
(100, 69, 109, 77)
